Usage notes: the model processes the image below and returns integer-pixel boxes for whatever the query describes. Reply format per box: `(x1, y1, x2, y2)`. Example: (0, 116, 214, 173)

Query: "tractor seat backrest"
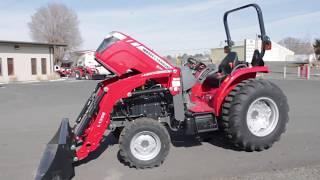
(251, 49, 264, 67)
(218, 52, 238, 74)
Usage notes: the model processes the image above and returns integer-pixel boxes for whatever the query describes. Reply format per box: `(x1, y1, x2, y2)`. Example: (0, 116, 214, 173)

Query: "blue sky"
(0, 0, 319, 55)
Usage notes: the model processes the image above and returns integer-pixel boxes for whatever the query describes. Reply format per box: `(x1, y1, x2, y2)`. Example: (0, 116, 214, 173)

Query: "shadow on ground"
(170, 130, 240, 151)
(75, 130, 241, 167)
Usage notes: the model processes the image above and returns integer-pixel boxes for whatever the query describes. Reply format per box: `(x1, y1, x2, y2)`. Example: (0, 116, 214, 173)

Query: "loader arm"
(35, 69, 181, 180)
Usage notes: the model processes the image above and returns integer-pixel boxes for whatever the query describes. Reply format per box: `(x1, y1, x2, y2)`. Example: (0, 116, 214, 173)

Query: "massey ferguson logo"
(130, 42, 173, 69)
(139, 47, 172, 69)
(97, 112, 106, 127)
(142, 70, 172, 77)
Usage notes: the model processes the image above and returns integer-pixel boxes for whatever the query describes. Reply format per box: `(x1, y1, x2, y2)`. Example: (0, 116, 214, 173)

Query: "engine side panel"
(111, 93, 173, 121)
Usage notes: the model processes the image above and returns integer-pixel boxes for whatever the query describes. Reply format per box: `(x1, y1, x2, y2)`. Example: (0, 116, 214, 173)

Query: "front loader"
(35, 4, 289, 180)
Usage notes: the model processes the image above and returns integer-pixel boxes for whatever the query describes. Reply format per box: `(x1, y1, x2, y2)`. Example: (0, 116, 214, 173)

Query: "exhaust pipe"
(35, 118, 75, 180)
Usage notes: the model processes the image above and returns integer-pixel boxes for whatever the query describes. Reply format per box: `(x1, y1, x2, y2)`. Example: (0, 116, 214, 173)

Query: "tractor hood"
(95, 31, 174, 76)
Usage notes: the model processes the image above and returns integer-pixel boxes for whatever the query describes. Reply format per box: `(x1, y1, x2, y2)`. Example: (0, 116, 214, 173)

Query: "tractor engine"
(126, 95, 167, 119)
(111, 82, 174, 121)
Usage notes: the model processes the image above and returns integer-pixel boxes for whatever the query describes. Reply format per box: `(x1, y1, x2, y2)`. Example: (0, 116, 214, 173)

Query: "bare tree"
(28, 3, 82, 64)
(278, 37, 314, 55)
(313, 39, 320, 60)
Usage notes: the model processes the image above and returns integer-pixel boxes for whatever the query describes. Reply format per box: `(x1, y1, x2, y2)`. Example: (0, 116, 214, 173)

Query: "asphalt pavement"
(0, 79, 320, 180)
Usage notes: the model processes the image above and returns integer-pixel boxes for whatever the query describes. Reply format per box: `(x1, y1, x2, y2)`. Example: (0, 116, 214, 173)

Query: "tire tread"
(221, 79, 289, 151)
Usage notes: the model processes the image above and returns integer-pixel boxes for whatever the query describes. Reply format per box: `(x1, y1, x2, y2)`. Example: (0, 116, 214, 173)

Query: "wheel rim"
(246, 97, 279, 137)
(130, 131, 161, 161)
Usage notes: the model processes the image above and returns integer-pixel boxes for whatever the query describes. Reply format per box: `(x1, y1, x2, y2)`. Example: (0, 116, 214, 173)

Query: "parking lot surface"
(0, 79, 320, 180)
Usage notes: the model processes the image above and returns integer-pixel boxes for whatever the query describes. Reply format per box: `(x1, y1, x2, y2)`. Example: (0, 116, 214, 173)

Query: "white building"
(211, 39, 294, 64)
(0, 41, 66, 83)
(73, 50, 110, 75)
(244, 39, 294, 62)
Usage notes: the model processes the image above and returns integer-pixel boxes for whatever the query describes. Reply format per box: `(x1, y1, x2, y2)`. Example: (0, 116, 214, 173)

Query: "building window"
(0, 58, 2, 76)
(31, 58, 37, 75)
(41, 58, 47, 75)
(7, 58, 14, 76)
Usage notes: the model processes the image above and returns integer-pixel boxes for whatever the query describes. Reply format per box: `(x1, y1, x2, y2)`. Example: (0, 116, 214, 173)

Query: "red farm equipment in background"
(72, 50, 111, 80)
(35, 4, 288, 180)
(54, 65, 72, 77)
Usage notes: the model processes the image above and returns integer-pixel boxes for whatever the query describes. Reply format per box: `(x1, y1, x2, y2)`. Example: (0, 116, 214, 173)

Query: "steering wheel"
(186, 57, 206, 71)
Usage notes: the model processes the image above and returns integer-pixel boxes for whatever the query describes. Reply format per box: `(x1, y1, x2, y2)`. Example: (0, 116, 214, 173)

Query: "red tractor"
(36, 4, 289, 180)
(72, 66, 98, 80)
(72, 50, 111, 80)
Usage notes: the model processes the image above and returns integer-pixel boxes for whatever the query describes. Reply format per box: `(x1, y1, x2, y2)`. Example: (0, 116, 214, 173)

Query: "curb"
(0, 78, 67, 85)
(49, 78, 67, 82)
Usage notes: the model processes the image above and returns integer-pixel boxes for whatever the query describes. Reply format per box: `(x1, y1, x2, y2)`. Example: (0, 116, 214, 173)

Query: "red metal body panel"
(212, 66, 269, 116)
(188, 83, 215, 113)
(95, 32, 174, 77)
(188, 66, 268, 114)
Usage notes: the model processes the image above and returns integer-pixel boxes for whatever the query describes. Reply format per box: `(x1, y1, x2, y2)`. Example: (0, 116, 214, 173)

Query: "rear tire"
(221, 79, 289, 151)
(119, 118, 170, 168)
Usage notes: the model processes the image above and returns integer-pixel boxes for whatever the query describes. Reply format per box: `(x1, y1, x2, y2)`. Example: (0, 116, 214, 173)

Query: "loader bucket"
(35, 118, 75, 180)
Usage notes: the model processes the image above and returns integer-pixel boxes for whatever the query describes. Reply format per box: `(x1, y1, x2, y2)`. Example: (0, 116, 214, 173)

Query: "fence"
(264, 61, 320, 80)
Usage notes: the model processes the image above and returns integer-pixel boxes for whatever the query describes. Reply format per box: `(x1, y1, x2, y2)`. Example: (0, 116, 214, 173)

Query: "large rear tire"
(119, 118, 170, 169)
(221, 79, 289, 151)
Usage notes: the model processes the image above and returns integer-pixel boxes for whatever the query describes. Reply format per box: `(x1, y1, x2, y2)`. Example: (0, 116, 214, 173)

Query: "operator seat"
(202, 52, 239, 87)
(218, 52, 238, 74)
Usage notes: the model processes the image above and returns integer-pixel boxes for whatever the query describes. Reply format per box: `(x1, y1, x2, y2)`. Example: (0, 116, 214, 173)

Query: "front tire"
(119, 118, 170, 168)
(221, 79, 289, 151)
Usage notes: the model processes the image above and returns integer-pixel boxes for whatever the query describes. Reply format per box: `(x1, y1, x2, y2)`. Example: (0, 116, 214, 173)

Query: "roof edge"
(0, 40, 67, 47)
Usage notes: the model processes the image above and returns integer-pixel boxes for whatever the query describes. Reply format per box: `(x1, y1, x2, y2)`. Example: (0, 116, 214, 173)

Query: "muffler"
(35, 118, 75, 180)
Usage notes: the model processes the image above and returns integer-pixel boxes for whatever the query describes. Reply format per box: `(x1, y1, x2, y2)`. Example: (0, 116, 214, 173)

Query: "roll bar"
(223, 4, 271, 57)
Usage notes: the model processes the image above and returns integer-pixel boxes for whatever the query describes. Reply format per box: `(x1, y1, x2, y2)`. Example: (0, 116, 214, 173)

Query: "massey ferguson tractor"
(36, 4, 289, 180)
